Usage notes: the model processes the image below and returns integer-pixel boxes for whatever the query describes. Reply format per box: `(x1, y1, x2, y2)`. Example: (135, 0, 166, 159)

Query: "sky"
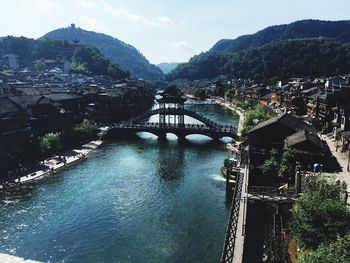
(1, 0, 350, 64)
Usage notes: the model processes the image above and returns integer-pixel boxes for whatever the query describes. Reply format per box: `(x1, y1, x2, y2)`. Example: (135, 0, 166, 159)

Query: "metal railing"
(111, 122, 236, 134)
(220, 170, 244, 263)
(129, 108, 237, 132)
(247, 186, 298, 202)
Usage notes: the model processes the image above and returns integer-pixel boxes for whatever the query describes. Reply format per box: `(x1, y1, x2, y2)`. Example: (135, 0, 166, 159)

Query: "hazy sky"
(1, 0, 350, 64)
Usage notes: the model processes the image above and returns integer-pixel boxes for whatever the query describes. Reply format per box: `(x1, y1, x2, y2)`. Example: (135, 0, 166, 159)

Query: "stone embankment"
(0, 140, 103, 190)
(210, 96, 245, 137)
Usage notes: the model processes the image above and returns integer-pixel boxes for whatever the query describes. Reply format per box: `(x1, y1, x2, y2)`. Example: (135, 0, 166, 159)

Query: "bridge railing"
(247, 186, 298, 201)
(129, 108, 237, 132)
(111, 122, 237, 134)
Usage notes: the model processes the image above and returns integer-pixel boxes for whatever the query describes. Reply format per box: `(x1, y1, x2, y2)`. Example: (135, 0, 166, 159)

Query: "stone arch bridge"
(104, 108, 238, 141)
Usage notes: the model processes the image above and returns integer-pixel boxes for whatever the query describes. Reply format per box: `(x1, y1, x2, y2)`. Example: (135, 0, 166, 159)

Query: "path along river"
(0, 102, 238, 263)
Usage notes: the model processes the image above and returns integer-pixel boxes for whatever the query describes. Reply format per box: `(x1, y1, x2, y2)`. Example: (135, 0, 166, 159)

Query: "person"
(313, 163, 320, 174)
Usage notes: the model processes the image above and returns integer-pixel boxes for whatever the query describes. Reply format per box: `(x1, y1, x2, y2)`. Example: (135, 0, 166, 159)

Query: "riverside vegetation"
(289, 176, 350, 262)
(167, 20, 350, 82)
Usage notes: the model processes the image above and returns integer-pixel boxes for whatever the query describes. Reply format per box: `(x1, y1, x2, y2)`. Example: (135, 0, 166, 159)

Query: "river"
(0, 103, 238, 263)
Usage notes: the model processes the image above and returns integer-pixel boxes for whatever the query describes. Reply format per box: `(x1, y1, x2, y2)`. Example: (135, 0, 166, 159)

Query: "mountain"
(157, 62, 179, 74)
(168, 38, 350, 81)
(168, 20, 350, 81)
(0, 36, 129, 79)
(211, 20, 350, 53)
(41, 25, 163, 80)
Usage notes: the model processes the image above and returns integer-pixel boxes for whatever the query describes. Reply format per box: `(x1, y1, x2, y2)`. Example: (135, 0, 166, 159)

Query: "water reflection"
(0, 103, 237, 263)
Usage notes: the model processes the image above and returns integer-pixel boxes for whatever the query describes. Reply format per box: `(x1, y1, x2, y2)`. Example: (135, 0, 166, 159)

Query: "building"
(2, 54, 19, 70)
(247, 114, 326, 185)
(0, 97, 30, 171)
(156, 86, 187, 126)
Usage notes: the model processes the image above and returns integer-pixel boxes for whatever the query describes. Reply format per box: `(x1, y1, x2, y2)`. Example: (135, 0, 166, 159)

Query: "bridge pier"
(157, 133, 167, 141)
(177, 134, 187, 143)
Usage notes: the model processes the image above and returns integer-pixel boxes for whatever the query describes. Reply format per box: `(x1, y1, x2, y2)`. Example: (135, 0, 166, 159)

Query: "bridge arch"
(133, 108, 231, 129)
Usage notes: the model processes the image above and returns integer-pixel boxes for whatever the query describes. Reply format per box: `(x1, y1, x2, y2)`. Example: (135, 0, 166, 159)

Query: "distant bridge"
(105, 108, 238, 141)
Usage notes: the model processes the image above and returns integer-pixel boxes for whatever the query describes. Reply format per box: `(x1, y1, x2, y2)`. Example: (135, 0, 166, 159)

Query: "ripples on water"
(0, 104, 237, 263)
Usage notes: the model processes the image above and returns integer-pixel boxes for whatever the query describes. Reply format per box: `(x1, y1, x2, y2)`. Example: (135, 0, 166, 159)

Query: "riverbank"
(209, 96, 245, 137)
(0, 140, 103, 190)
(0, 253, 40, 263)
(0, 102, 232, 262)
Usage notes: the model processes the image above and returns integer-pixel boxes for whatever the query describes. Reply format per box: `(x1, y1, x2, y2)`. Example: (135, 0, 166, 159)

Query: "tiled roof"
(249, 114, 317, 135)
(0, 97, 21, 115)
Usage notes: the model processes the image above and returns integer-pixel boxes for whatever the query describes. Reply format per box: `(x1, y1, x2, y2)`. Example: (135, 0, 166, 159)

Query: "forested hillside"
(168, 38, 350, 81)
(211, 19, 350, 53)
(168, 20, 350, 81)
(42, 25, 163, 80)
(0, 36, 129, 79)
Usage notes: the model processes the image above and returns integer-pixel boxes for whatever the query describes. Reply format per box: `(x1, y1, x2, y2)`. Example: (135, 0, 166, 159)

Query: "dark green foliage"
(224, 88, 235, 102)
(235, 99, 257, 111)
(193, 88, 207, 100)
(168, 52, 230, 80)
(0, 36, 36, 66)
(38, 133, 63, 156)
(211, 19, 350, 53)
(41, 26, 163, 80)
(259, 148, 280, 178)
(241, 104, 270, 139)
(289, 176, 350, 250)
(278, 148, 295, 179)
(0, 36, 129, 79)
(32, 40, 74, 60)
(71, 45, 129, 79)
(259, 148, 295, 180)
(299, 234, 350, 263)
(168, 38, 350, 81)
(72, 119, 97, 143)
(108, 63, 130, 80)
(33, 60, 46, 71)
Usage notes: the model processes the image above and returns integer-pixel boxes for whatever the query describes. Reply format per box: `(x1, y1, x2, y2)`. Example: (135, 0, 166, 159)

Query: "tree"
(72, 45, 129, 79)
(240, 104, 270, 139)
(259, 147, 295, 181)
(289, 176, 350, 250)
(72, 119, 97, 143)
(33, 60, 46, 71)
(107, 63, 129, 80)
(225, 88, 235, 102)
(299, 234, 350, 263)
(259, 148, 280, 178)
(278, 148, 295, 180)
(38, 133, 62, 157)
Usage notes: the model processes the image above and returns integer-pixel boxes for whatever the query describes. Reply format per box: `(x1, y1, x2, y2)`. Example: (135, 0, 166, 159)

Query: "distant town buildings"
(2, 54, 19, 70)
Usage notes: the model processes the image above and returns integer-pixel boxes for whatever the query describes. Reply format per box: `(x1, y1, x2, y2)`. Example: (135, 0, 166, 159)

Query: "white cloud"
(103, 2, 176, 28)
(31, 0, 58, 12)
(79, 15, 107, 33)
(157, 16, 176, 27)
(172, 41, 194, 51)
(77, 0, 96, 9)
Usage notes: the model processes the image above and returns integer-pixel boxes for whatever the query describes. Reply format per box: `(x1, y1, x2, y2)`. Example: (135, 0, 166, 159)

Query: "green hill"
(168, 38, 350, 81)
(41, 25, 163, 80)
(168, 20, 350, 81)
(0, 36, 129, 79)
(211, 19, 350, 53)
